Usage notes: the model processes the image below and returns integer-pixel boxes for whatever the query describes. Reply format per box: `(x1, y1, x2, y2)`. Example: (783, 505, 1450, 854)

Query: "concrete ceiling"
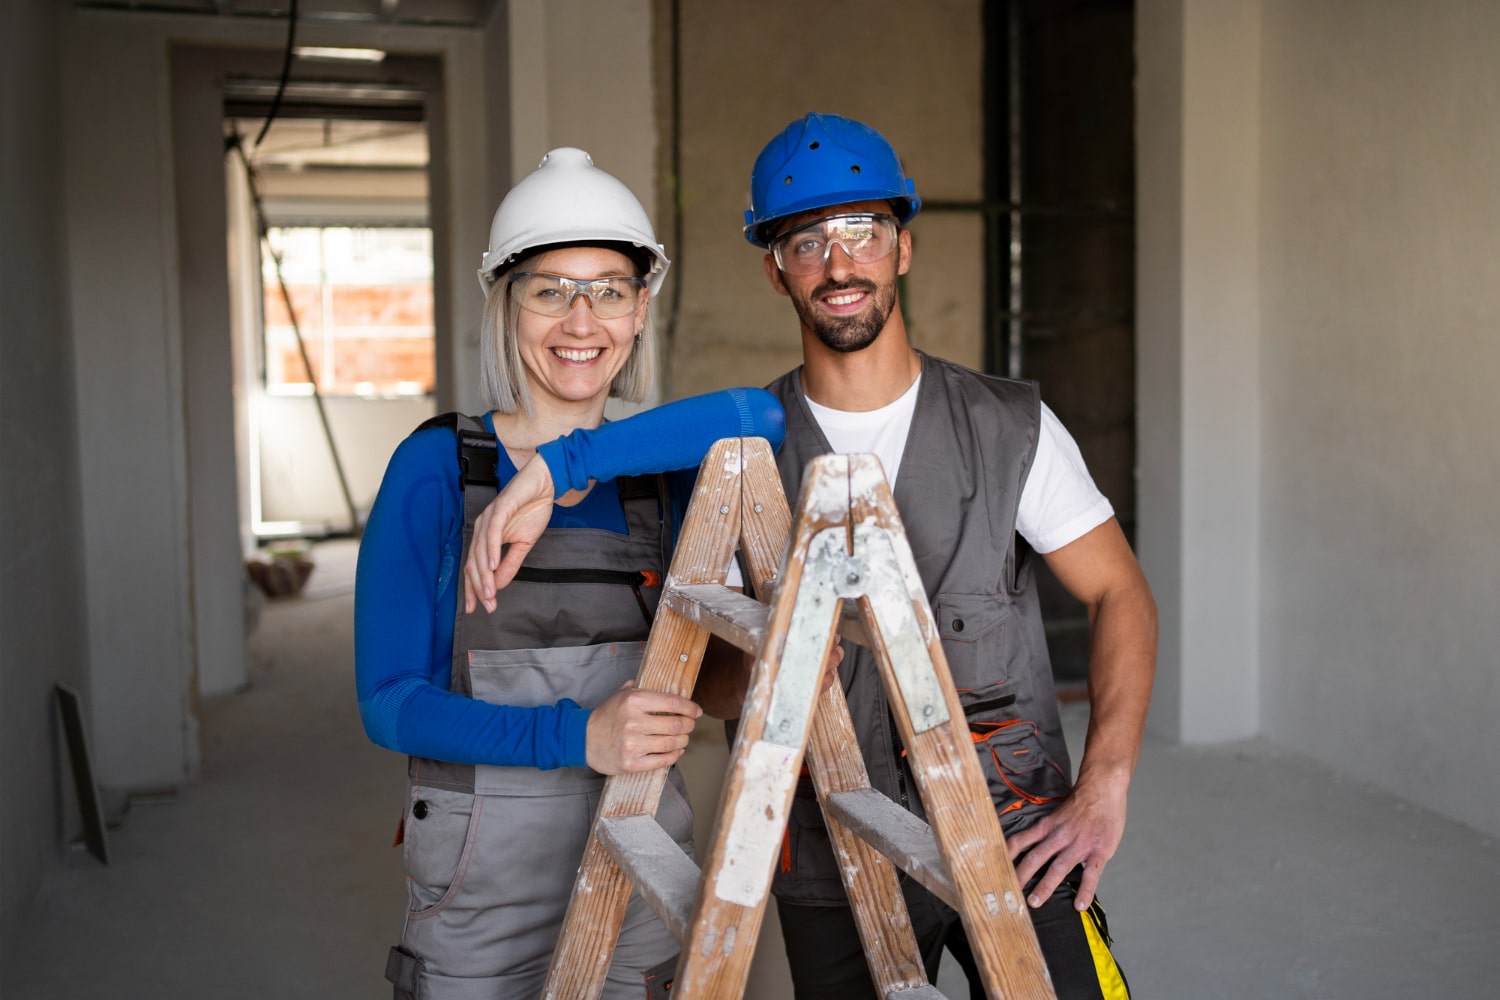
(233, 117, 427, 170)
(75, 0, 499, 28)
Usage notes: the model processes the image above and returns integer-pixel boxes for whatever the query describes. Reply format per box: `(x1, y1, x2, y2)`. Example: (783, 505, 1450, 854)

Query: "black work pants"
(775, 866, 1130, 999)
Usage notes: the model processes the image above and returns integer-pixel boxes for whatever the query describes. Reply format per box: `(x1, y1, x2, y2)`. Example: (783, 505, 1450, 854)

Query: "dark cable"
(252, 0, 299, 150)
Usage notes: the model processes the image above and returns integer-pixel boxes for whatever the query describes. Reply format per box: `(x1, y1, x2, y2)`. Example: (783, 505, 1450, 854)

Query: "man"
(743, 112, 1157, 999)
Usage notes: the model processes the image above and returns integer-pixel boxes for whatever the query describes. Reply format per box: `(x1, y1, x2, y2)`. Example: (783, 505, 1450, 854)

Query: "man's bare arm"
(1007, 517, 1158, 910)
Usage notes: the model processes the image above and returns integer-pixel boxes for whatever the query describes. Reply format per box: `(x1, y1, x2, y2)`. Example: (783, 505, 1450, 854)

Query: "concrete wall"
(256, 396, 436, 526)
(507, 0, 660, 413)
(508, 0, 656, 205)
(59, 9, 493, 789)
(1136, 0, 1262, 744)
(0, 0, 91, 951)
(172, 46, 254, 701)
(1257, 0, 1500, 837)
(1138, 0, 1500, 838)
(658, 0, 986, 399)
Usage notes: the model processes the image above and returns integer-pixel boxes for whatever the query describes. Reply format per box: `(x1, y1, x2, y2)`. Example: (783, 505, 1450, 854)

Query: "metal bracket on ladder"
(544, 438, 1056, 1000)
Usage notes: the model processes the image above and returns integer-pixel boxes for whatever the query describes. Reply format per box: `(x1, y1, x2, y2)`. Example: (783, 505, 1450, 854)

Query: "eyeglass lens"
(511, 273, 645, 319)
(772, 215, 898, 275)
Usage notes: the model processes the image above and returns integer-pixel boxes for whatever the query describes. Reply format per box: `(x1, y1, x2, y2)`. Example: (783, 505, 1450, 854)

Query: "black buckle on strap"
(458, 431, 499, 488)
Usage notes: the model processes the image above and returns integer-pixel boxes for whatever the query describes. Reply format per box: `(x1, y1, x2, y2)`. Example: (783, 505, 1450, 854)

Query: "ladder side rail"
(804, 684, 935, 995)
(846, 456, 1056, 1000)
(544, 438, 749, 999)
(673, 458, 849, 998)
(740, 450, 931, 997)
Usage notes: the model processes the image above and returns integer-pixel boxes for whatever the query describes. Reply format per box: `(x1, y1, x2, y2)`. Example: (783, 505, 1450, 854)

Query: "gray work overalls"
(387, 415, 689, 1000)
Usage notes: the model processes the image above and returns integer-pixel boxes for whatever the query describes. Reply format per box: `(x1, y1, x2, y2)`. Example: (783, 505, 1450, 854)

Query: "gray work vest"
(766, 353, 1074, 903)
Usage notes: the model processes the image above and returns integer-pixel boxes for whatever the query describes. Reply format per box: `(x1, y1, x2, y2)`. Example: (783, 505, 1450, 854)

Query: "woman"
(355, 147, 785, 999)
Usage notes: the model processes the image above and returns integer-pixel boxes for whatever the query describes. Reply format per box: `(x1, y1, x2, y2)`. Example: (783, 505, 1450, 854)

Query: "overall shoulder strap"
(415, 412, 500, 492)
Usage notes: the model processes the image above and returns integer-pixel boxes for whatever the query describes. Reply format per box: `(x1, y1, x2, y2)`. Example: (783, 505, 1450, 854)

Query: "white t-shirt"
(803, 374, 1113, 554)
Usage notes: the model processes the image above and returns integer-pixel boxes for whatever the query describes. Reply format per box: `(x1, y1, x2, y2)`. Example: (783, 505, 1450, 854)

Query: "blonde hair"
(479, 245, 657, 415)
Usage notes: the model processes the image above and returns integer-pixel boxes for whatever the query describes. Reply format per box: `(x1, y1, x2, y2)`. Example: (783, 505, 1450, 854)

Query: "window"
(261, 225, 434, 396)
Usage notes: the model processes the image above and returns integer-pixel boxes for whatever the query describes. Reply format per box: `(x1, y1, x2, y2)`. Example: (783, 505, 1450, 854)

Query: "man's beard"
(791, 276, 897, 354)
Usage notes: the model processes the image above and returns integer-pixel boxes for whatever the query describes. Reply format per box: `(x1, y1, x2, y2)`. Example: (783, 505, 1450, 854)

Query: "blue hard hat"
(744, 112, 921, 247)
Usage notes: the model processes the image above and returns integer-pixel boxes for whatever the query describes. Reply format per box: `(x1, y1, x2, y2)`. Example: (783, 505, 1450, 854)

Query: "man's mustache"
(811, 279, 879, 301)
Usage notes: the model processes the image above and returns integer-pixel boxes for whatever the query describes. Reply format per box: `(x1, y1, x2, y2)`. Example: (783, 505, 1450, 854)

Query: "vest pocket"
(933, 592, 1014, 692)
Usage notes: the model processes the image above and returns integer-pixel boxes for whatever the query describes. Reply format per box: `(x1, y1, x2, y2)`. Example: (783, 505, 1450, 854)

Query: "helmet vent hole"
(850, 164, 862, 174)
(809, 141, 820, 150)
(783, 175, 793, 186)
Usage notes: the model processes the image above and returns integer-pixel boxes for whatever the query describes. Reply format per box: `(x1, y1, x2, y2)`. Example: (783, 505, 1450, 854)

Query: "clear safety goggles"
(508, 271, 647, 319)
(768, 213, 900, 276)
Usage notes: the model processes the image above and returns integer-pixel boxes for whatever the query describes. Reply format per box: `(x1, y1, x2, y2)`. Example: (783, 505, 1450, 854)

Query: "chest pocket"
(933, 592, 1020, 696)
(468, 642, 644, 796)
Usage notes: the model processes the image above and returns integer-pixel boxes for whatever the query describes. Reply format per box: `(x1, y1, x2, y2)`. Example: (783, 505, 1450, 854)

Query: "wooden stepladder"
(544, 438, 1056, 1000)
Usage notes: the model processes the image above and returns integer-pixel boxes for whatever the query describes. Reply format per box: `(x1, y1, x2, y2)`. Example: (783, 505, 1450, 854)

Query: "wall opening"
(226, 109, 436, 540)
(988, 0, 1138, 689)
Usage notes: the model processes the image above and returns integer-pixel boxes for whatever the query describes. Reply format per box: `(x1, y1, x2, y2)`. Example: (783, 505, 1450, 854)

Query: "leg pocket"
(969, 718, 1072, 826)
(411, 967, 540, 1000)
(768, 779, 849, 903)
(641, 954, 678, 1000)
(385, 945, 422, 1000)
(403, 786, 483, 917)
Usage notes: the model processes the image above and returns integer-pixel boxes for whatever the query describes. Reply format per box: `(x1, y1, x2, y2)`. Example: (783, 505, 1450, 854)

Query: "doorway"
(226, 112, 437, 540)
(986, 0, 1137, 687)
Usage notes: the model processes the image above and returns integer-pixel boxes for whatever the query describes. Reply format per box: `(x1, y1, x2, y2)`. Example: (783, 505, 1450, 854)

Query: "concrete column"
(1137, 0, 1262, 743)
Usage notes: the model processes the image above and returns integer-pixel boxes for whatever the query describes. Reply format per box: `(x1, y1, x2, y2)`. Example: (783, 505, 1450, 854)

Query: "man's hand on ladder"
(585, 680, 703, 774)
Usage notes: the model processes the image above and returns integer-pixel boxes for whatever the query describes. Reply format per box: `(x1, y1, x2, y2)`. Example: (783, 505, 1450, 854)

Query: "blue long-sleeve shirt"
(354, 388, 785, 770)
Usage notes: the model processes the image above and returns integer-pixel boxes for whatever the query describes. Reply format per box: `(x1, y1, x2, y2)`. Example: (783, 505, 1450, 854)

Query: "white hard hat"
(477, 147, 670, 296)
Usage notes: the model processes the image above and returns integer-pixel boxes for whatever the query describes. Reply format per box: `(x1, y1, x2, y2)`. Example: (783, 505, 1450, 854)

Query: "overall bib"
(387, 416, 691, 1000)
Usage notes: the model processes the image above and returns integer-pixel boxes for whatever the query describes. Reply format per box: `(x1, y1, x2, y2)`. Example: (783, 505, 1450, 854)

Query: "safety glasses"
(508, 271, 647, 319)
(769, 213, 900, 276)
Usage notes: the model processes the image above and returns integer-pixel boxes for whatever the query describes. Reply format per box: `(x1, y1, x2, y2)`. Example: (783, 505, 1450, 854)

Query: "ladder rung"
(595, 815, 702, 943)
(667, 582, 877, 653)
(889, 988, 948, 1000)
(823, 788, 958, 910)
(663, 583, 768, 652)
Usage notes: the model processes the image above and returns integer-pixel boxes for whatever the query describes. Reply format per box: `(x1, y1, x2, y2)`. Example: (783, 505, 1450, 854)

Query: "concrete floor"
(12, 541, 1500, 998)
